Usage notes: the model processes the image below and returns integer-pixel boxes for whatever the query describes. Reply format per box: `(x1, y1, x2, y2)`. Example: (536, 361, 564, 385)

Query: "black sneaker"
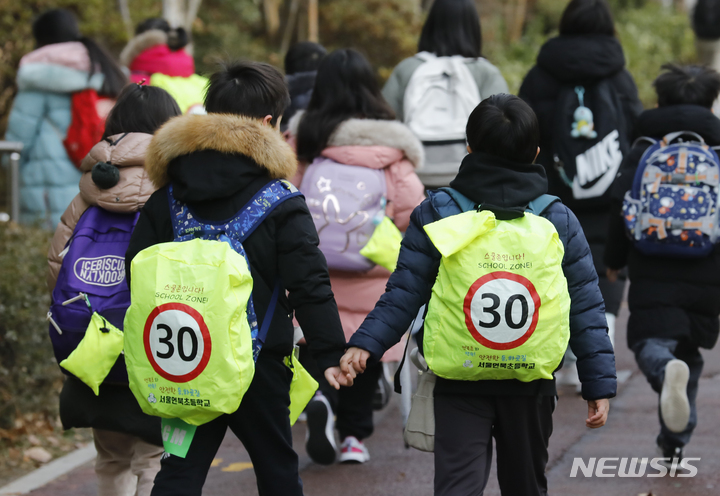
(372, 373, 391, 411)
(657, 442, 683, 468)
(305, 394, 337, 465)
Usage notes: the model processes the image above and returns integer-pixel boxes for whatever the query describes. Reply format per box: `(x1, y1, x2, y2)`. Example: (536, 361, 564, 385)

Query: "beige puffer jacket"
(47, 133, 156, 290)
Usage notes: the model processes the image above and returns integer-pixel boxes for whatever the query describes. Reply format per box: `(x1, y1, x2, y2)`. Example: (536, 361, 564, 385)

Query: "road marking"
(221, 462, 253, 472)
(210, 458, 223, 467)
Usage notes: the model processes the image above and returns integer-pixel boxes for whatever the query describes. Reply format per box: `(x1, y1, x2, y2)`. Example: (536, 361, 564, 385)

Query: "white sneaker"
(339, 436, 370, 464)
(661, 359, 691, 433)
(305, 394, 337, 465)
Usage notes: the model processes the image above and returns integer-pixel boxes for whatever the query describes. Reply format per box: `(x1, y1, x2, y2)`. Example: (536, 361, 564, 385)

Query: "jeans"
(632, 338, 704, 448)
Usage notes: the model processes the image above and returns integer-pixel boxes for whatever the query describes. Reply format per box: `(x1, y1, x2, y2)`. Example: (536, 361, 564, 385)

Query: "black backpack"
(694, 0, 720, 40)
(552, 79, 630, 207)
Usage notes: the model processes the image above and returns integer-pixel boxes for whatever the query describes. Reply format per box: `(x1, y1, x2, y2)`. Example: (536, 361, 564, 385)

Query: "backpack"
(622, 131, 720, 258)
(552, 81, 630, 203)
(124, 180, 301, 425)
(421, 189, 570, 382)
(64, 89, 105, 169)
(694, 0, 720, 39)
(48, 206, 139, 384)
(300, 157, 387, 272)
(402, 52, 481, 143)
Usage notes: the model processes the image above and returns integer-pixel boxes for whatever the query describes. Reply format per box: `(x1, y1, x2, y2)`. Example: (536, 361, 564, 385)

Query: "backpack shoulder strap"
(526, 194, 560, 216)
(438, 187, 477, 213)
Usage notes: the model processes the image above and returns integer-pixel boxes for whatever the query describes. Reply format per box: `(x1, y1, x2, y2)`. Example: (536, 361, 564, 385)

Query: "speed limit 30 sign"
(463, 271, 541, 350)
(143, 303, 212, 382)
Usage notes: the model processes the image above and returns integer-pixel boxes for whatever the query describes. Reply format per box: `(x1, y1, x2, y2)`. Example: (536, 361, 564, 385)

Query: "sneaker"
(305, 394, 337, 465)
(660, 359, 690, 433)
(657, 442, 683, 468)
(372, 373, 391, 411)
(339, 436, 370, 464)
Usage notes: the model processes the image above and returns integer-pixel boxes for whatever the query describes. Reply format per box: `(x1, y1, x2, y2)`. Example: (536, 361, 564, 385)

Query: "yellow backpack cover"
(422, 208, 570, 382)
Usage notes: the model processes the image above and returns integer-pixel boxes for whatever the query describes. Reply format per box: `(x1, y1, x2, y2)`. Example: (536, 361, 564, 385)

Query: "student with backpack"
(120, 18, 208, 114)
(519, 0, 643, 386)
(289, 48, 425, 465)
(124, 61, 349, 496)
(47, 84, 181, 496)
(381, 0, 508, 189)
(341, 94, 616, 495)
(281, 41, 327, 132)
(605, 64, 720, 463)
(4, 8, 127, 229)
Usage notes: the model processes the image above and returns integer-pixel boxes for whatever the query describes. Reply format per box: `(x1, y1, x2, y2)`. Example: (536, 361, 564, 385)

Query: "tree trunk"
(263, 0, 282, 39)
(308, 0, 319, 42)
(118, 0, 133, 40)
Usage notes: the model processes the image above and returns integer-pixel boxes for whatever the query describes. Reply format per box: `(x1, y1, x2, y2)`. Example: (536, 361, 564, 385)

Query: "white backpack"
(403, 52, 481, 142)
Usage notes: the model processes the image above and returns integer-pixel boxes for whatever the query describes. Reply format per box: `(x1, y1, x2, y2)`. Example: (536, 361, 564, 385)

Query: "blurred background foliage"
(0, 0, 700, 427)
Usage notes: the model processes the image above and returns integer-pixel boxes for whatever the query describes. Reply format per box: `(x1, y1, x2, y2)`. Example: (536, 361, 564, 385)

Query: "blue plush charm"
(571, 86, 597, 139)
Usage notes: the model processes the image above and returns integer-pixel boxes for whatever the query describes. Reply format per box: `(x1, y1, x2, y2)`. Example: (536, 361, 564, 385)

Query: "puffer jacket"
(120, 30, 207, 114)
(48, 133, 156, 289)
(289, 113, 426, 361)
(5, 42, 105, 229)
(348, 152, 617, 400)
(382, 54, 509, 187)
(48, 132, 161, 446)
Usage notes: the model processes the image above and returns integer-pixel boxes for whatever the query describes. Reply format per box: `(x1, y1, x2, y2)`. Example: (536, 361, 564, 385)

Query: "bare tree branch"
(118, 0, 133, 40)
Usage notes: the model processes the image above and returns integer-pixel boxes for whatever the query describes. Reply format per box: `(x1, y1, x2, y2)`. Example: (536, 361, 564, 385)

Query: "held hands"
(586, 398, 610, 428)
(324, 366, 354, 390)
(340, 347, 371, 376)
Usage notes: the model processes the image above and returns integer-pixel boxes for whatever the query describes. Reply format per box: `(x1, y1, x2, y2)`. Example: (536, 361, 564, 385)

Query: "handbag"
(403, 349, 436, 452)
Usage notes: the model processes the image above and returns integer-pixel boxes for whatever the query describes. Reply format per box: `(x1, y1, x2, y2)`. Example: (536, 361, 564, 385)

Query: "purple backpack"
(48, 206, 139, 383)
(300, 157, 387, 271)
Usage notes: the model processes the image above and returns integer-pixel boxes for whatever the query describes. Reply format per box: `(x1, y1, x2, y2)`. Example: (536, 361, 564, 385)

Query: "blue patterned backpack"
(623, 131, 720, 257)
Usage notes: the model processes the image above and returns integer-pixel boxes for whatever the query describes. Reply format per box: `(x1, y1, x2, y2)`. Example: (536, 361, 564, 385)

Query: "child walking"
(290, 48, 425, 464)
(125, 61, 349, 496)
(48, 84, 181, 496)
(605, 64, 720, 462)
(342, 94, 616, 495)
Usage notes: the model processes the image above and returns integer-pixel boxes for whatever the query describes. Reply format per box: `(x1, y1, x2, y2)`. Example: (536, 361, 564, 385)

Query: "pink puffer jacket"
(47, 133, 156, 290)
(289, 114, 426, 361)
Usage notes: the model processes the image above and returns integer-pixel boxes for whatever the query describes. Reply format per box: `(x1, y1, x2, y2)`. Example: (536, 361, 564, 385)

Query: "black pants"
(434, 394, 554, 496)
(150, 353, 302, 496)
(300, 345, 382, 440)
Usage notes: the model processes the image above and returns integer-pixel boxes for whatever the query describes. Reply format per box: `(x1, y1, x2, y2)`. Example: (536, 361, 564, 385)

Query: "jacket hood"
(121, 30, 195, 79)
(537, 35, 626, 84)
(20, 42, 91, 72)
(449, 152, 548, 218)
(145, 113, 298, 189)
(16, 42, 103, 94)
(79, 133, 155, 213)
(120, 29, 167, 66)
(634, 105, 720, 145)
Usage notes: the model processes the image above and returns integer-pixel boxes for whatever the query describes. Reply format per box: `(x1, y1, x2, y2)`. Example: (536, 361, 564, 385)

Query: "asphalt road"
(27, 301, 720, 495)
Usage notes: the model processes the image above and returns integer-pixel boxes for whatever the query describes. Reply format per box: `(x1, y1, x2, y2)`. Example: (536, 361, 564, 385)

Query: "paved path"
(22, 303, 720, 495)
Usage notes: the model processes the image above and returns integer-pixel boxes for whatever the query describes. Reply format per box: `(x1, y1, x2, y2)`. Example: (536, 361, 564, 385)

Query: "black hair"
(102, 84, 182, 138)
(135, 17, 189, 51)
(296, 49, 396, 162)
(204, 60, 290, 126)
(559, 0, 615, 36)
(466, 94, 540, 163)
(285, 42, 328, 75)
(654, 63, 720, 108)
(32, 9, 127, 98)
(418, 0, 482, 58)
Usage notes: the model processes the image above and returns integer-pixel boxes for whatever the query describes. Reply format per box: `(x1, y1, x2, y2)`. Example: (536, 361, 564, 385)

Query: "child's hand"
(606, 268, 619, 283)
(586, 398, 610, 428)
(324, 366, 354, 390)
(340, 347, 371, 375)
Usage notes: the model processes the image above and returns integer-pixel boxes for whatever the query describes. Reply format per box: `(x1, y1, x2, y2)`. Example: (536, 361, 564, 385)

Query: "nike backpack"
(622, 131, 720, 258)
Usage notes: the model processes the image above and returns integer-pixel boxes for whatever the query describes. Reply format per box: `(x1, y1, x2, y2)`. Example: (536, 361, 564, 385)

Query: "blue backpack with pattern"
(623, 131, 720, 257)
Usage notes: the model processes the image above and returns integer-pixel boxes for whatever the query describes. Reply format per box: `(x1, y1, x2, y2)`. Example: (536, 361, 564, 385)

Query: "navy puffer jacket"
(348, 152, 617, 400)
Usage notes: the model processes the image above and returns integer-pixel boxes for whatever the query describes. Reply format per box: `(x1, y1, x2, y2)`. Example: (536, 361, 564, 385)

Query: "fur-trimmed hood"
(120, 29, 168, 67)
(288, 111, 424, 169)
(145, 113, 298, 188)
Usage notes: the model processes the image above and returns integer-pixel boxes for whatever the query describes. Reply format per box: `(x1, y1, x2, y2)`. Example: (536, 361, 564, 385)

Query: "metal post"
(0, 141, 24, 223)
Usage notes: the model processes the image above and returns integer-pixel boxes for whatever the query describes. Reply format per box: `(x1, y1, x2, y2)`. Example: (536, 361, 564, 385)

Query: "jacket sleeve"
(552, 204, 617, 400)
(386, 159, 426, 231)
(348, 201, 441, 361)
(47, 195, 88, 291)
(614, 69, 644, 140)
(275, 200, 347, 371)
(471, 60, 509, 99)
(4, 92, 46, 162)
(382, 65, 406, 118)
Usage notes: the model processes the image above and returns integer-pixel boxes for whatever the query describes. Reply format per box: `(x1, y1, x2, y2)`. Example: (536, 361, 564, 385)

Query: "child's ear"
(534, 146, 540, 162)
(262, 115, 273, 127)
(466, 145, 472, 154)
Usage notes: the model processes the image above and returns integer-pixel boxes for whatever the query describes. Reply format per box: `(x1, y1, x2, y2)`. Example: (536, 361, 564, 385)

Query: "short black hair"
(559, 0, 615, 37)
(205, 61, 290, 126)
(285, 42, 327, 75)
(103, 84, 182, 138)
(418, 0, 482, 58)
(654, 63, 720, 108)
(466, 94, 540, 164)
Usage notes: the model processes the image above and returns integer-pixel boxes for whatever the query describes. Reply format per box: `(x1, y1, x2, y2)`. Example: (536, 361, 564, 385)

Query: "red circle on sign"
(463, 271, 541, 350)
(143, 302, 212, 383)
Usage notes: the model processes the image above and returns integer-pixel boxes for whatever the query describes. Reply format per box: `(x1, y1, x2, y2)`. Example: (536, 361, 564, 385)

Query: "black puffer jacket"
(604, 105, 720, 349)
(281, 71, 317, 132)
(126, 114, 346, 371)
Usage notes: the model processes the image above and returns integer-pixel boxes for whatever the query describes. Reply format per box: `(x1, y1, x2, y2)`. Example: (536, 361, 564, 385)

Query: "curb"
(0, 444, 97, 495)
